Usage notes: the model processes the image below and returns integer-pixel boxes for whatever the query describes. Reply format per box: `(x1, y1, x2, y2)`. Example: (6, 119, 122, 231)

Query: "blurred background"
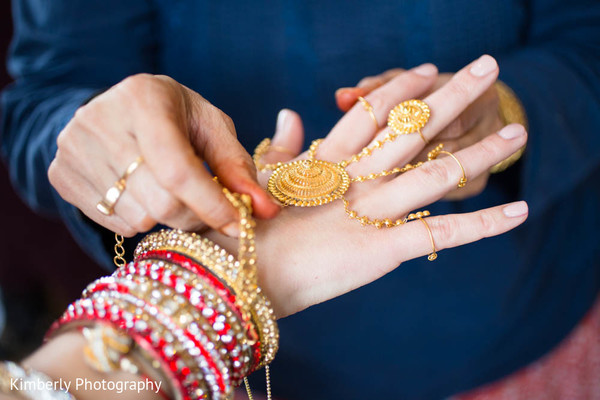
(0, 2, 105, 360)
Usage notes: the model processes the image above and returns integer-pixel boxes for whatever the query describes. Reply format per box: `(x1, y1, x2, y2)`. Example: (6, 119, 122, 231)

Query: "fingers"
(355, 124, 527, 218)
(260, 109, 304, 165)
(335, 68, 405, 112)
(420, 55, 499, 144)
(394, 201, 528, 263)
(347, 55, 499, 175)
(321, 64, 438, 161)
(48, 154, 138, 237)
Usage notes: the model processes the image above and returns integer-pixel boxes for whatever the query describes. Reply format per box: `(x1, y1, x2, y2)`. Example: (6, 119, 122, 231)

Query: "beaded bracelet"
(46, 190, 278, 400)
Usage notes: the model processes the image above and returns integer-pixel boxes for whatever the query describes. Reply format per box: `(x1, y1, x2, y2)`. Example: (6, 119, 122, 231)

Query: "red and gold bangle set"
(46, 192, 279, 400)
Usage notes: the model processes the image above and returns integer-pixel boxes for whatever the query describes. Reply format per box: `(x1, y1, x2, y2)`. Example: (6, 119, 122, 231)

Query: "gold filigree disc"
(268, 159, 350, 207)
(387, 99, 431, 135)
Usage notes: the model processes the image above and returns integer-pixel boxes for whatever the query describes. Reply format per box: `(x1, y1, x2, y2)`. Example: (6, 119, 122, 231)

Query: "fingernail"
(470, 55, 498, 77)
(498, 124, 526, 139)
(221, 221, 240, 238)
(503, 201, 528, 217)
(275, 109, 291, 139)
(413, 63, 437, 76)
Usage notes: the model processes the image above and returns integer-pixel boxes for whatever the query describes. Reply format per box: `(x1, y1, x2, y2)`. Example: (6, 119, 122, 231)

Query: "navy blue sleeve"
(497, 0, 600, 217)
(1, 0, 157, 268)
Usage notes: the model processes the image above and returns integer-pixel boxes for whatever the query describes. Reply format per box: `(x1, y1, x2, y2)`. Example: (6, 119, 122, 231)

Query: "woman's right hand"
(49, 74, 280, 238)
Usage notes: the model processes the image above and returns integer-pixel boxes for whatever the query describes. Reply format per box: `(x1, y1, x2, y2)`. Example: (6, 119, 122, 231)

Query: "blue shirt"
(2, 1, 600, 399)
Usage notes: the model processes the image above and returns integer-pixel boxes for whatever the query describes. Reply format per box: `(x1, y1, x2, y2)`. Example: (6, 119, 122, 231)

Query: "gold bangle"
(357, 96, 379, 130)
(490, 81, 527, 173)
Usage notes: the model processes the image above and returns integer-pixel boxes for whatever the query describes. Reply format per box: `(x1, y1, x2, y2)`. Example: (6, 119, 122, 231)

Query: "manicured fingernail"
(413, 63, 437, 76)
(221, 221, 240, 238)
(470, 55, 498, 77)
(498, 124, 526, 139)
(275, 109, 291, 139)
(503, 201, 528, 217)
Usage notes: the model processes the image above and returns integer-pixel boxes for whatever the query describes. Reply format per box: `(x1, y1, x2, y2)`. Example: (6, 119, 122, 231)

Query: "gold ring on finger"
(96, 156, 144, 216)
(387, 99, 430, 144)
(427, 146, 467, 188)
(407, 211, 438, 261)
(357, 96, 379, 130)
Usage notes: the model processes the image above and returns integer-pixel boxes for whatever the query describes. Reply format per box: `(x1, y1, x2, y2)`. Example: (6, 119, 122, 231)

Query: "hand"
(207, 56, 528, 318)
(335, 64, 505, 200)
(49, 74, 279, 238)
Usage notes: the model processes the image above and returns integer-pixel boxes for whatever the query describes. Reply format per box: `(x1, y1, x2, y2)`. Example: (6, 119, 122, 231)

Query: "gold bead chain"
(113, 234, 126, 268)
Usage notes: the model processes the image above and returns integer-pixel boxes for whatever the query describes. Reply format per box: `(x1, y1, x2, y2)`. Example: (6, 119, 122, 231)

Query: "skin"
(335, 68, 505, 199)
(206, 55, 528, 318)
(49, 74, 280, 239)
(9, 55, 528, 400)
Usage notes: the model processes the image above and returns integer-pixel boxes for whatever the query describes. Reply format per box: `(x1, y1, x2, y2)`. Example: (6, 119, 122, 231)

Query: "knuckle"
(220, 111, 236, 134)
(431, 216, 457, 246)
(476, 211, 498, 237)
(47, 159, 61, 188)
(131, 213, 155, 233)
(476, 137, 500, 161)
(367, 94, 386, 112)
(204, 200, 235, 228)
(72, 103, 102, 132)
(153, 196, 182, 222)
(119, 73, 155, 92)
(156, 164, 191, 190)
(118, 225, 138, 238)
(419, 160, 452, 186)
(55, 126, 79, 157)
(448, 78, 472, 103)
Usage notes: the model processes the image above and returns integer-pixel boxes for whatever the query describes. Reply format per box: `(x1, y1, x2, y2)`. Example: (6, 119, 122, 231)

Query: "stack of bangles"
(41, 190, 278, 400)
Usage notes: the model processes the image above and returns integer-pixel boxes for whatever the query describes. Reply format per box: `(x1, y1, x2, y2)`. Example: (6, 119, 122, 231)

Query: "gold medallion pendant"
(267, 159, 350, 206)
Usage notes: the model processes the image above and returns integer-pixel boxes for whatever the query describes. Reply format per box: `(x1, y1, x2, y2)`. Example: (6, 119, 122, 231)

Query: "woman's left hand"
(335, 70, 505, 200)
(207, 56, 528, 318)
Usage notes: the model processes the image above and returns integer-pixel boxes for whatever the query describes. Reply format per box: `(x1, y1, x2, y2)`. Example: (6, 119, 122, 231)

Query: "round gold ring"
(407, 211, 438, 261)
(123, 156, 144, 179)
(439, 150, 467, 188)
(96, 156, 144, 216)
(96, 180, 126, 216)
(357, 96, 379, 130)
(387, 99, 431, 144)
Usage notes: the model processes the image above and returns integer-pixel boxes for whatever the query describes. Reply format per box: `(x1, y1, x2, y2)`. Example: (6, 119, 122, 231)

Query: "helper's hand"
(207, 56, 528, 318)
(335, 65, 505, 200)
(49, 74, 279, 238)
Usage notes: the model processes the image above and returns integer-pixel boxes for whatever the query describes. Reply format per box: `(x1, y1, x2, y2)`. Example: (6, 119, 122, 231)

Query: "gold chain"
(243, 365, 272, 400)
(254, 138, 284, 172)
(113, 234, 126, 268)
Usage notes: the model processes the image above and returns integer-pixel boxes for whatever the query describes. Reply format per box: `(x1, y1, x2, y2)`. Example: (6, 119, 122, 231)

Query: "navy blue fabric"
(2, 1, 600, 398)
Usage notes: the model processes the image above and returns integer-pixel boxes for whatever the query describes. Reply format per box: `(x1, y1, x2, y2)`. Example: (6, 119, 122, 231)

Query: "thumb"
(265, 109, 304, 164)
